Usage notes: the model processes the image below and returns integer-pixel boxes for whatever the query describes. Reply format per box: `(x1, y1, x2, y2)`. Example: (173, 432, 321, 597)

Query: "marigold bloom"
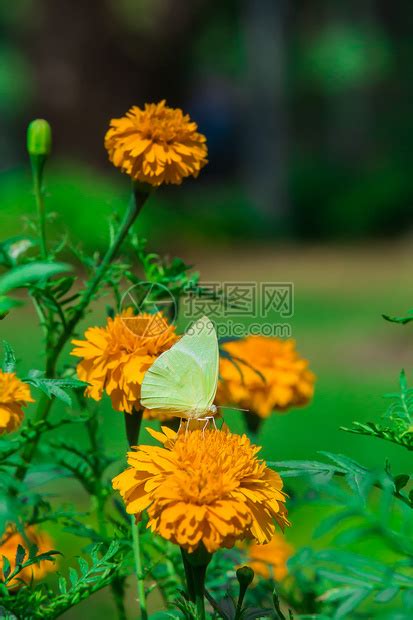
(0, 526, 56, 587)
(113, 426, 289, 553)
(71, 311, 179, 414)
(0, 370, 33, 434)
(246, 532, 294, 581)
(217, 336, 315, 419)
(104, 100, 208, 186)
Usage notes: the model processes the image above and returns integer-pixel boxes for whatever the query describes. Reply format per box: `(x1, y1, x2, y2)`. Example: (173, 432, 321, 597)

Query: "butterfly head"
(209, 404, 217, 415)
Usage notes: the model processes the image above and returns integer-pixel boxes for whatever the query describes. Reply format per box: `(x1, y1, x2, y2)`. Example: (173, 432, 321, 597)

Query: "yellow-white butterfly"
(140, 315, 218, 419)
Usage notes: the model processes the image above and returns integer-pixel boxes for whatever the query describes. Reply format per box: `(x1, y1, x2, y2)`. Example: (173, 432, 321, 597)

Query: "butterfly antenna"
(217, 405, 250, 413)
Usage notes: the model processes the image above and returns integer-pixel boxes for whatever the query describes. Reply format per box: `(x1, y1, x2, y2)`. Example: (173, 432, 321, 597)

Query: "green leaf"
(25, 373, 87, 406)
(2, 341, 16, 373)
(58, 576, 67, 594)
(77, 557, 89, 576)
(2, 555, 11, 581)
(341, 420, 413, 451)
(383, 311, 413, 325)
(69, 566, 78, 587)
(0, 296, 22, 315)
(15, 544, 26, 567)
(375, 587, 399, 603)
(0, 261, 71, 295)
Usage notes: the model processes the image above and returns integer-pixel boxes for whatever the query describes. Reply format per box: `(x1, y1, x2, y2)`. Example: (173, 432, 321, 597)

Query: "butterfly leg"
(202, 417, 210, 436)
(184, 419, 191, 436)
(198, 416, 217, 436)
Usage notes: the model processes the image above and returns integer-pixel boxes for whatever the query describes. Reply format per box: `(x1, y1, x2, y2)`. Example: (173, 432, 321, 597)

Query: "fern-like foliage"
(342, 370, 413, 450)
(290, 548, 413, 619)
(0, 542, 127, 619)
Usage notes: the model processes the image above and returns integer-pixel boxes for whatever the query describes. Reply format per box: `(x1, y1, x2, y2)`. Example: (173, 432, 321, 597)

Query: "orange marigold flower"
(71, 311, 179, 414)
(104, 100, 208, 186)
(217, 336, 315, 419)
(0, 370, 34, 434)
(246, 532, 294, 581)
(112, 426, 289, 554)
(0, 526, 56, 587)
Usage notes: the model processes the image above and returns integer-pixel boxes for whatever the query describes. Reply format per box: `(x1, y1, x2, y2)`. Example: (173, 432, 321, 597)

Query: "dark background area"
(2, 0, 413, 244)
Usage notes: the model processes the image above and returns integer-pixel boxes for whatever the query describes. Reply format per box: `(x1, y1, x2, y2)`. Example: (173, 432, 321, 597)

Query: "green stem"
(181, 548, 196, 601)
(93, 492, 108, 539)
(131, 515, 148, 620)
(124, 407, 147, 619)
(235, 588, 247, 620)
(125, 407, 144, 446)
(31, 159, 47, 260)
(84, 398, 128, 620)
(52, 185, 149, 365)
(181, 546, 211, 620)
(192, 563, 207, 620)
(15, 186, 149, 483)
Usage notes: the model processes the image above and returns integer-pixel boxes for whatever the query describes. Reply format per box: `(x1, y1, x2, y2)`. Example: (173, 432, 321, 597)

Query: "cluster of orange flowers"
(2, 102, 316, 585)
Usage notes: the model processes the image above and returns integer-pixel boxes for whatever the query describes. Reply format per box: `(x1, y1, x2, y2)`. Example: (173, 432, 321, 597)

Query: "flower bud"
(27, 119, 52, 157)
(236, 565, 254, 589)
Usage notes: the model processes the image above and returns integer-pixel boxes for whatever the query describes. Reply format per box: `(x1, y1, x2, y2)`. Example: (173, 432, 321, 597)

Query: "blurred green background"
(2, 0, 413, 244)
(1, 0, 413, 616)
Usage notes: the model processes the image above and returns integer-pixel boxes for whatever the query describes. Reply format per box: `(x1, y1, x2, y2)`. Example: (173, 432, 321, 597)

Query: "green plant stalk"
(192, 563, 207, 620)
(234, 587, 247, 619)
(31, 158, 47, 260)
(124, 408, 147, 620)
(83, 396, 128, 620)
(182, 546, 211, 620)
(180, 548, 196, 601)
(15, 186, 149, 482)
(131, 515, 148, 620)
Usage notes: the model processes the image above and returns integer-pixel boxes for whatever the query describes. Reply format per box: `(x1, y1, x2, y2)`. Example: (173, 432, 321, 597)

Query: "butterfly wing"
(141, 316, 219, 417)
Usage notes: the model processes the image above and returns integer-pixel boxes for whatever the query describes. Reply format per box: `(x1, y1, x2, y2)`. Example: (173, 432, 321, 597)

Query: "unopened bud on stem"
(27, 119, 52, 158)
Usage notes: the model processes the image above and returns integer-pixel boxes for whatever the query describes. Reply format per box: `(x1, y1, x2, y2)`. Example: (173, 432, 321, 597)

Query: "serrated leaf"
(24, 376, 86, 406)
(77, 557, 89, 576)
